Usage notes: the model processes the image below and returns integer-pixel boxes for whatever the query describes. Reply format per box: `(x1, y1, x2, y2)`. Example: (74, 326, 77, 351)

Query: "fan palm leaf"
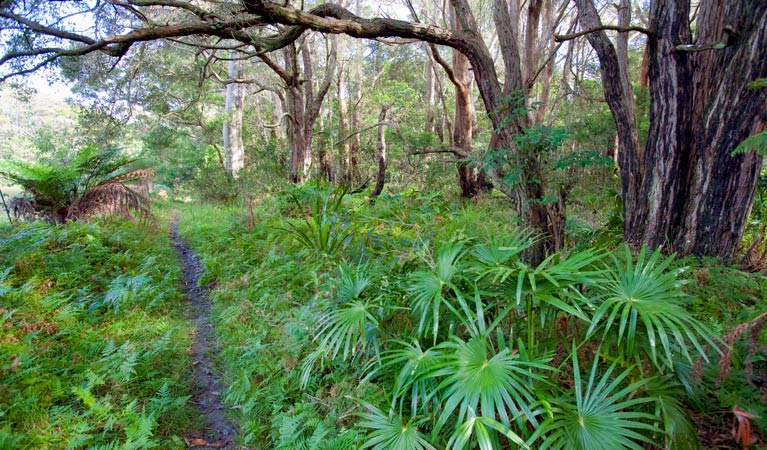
(367, 340, 442, 416)
(359, 403, 436, 450)
(427, 336, 552, 435)
(589, 246, 718, 368)
(534, 350, 658, 450)
(406, 243, 467, 342)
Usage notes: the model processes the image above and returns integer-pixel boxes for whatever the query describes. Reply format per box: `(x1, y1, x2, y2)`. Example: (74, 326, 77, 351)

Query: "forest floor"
(171, 217, 239, 449)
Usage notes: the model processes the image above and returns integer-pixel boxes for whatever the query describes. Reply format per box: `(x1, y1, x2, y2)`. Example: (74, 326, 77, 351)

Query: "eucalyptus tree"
(223, 52, 245, 177)
(259, 33, 336, 183)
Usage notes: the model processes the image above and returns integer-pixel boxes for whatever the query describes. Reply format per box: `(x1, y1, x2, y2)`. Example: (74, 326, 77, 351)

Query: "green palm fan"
(359, 403, 436, 450)
(533, 349, 658, 450)
(589, 246, 718, 369)
(428, 336, 552, 436)
(406, 243, 467, 342)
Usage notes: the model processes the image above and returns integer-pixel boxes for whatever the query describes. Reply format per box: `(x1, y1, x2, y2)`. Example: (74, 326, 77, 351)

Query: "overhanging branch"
(555, 25, 652, 42)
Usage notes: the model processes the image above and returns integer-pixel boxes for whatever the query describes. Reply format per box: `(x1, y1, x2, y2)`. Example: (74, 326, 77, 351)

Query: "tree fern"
(0, 145, 153, 223)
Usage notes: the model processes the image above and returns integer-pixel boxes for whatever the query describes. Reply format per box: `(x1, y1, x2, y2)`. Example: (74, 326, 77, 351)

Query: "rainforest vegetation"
(1, 0, 766, 448)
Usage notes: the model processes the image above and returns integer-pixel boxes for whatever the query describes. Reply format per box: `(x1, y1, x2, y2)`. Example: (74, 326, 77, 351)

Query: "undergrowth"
(0, 217, 195, 449)
(176, 187, 767, 449)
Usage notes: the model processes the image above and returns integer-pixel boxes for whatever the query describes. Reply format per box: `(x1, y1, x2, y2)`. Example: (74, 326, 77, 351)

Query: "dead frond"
(740, 235, 767, 274)
(68, 177, 154, 224)
(732, 406, 762, 448)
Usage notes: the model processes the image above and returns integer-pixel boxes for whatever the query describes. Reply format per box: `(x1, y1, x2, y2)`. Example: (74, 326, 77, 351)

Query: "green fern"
(731, 131, 767, 157)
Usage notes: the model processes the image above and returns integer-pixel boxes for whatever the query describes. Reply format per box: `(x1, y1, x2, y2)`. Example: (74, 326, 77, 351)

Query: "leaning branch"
(1, 16, 271, 80)
(243, 0, 461, 50)
(555, 25, 652, 42)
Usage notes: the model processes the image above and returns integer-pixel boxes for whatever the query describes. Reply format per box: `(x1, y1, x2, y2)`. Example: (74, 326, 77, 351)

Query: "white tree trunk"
(223, 54, 245, 178)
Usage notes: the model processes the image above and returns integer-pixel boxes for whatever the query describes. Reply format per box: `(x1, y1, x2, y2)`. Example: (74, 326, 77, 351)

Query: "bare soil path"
(171, 218, 238, 449)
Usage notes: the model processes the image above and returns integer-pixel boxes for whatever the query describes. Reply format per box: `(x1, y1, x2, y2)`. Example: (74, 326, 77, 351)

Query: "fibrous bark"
(575, 0, 767, 261)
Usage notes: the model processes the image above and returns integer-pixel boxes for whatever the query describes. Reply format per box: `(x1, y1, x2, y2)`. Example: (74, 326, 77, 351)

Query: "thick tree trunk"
(277, 37, 336, 183)
(639, 0, 766, 260)
(576, 0, 767, 261)
(283, 44, 310, 183)
(575, 0, 643, 236)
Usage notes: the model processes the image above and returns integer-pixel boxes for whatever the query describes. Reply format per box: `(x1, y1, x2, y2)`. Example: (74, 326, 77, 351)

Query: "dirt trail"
(171, 218, 238, 449)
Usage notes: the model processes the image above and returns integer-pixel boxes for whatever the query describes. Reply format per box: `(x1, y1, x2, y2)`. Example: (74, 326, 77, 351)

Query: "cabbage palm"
(589, 246, 718, 369)
(369, 339, 442, 416)
(427, 336, 552, 437)
(534, 350, 658, 450)
(301, 263, 380, 387)
(406, 243, 467, 342)
(280, 183, 352, 255)
(359, 404, 435, 450)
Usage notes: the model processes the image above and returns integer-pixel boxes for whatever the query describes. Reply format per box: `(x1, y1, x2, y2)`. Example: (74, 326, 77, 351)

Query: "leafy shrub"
(279, 182, 354, 256)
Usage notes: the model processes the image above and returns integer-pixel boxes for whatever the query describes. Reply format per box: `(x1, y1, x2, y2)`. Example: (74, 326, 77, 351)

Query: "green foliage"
(140, 125, 207, 192)
(279, 182, 354, 256)
(590, 246, 718, 369)
(359, 404, 435, 450)
(534, 351, 658, 450)
(731, 131, 767, 157)
(406, 242, 467, 342)
(0, 218, 194, 448)
(173, 194, 751, 450)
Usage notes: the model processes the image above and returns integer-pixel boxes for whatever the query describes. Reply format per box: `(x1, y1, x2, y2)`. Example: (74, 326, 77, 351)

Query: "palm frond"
(589, 246, 718, 369)
(534, 350, 658, 450)
(448, 412, 530, 450)
(406, 243, 466, 342)
(359, 403, 436, 450)
(429, 336, 552, 435)
(367, 340, 442, 416)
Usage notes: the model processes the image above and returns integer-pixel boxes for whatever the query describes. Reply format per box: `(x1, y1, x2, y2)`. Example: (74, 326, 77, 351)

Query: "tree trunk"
(275, 36, 336, 184)
(371, 102, 394, 199)
(576, 0, 767, 261)
(282, 44, 310, 183)
(223, 54, 245, 178)
(450, 7, 481, 198)
(424, 59, 436, 134)
(636, 0, 766, 260)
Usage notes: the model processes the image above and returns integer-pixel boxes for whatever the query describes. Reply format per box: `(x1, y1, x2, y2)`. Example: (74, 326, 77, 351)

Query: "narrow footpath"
(170, 218, 238, 449)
